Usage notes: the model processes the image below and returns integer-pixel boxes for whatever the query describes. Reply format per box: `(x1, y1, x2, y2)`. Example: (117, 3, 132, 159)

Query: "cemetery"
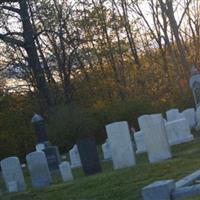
(2, 0, 200, 200)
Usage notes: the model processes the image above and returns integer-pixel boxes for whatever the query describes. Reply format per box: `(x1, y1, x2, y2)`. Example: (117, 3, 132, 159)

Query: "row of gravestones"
(134, 108, 196, 154)
(70, 108, 196, 172)
(0, 152, 73, 193)
(0, 109, 197, 193)
(99, 108, 196, 164)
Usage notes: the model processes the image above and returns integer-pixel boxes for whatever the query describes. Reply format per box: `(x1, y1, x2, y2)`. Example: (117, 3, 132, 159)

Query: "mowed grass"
(2, 134, 200, 200)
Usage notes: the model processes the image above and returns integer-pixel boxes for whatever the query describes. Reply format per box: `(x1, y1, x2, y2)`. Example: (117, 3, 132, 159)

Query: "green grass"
(2, 135, 200, 200)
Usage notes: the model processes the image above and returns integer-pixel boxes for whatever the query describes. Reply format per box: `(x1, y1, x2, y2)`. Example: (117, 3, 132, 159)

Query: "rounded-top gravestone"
(0, 156, 26, 192)
(26, 151, 52, 188)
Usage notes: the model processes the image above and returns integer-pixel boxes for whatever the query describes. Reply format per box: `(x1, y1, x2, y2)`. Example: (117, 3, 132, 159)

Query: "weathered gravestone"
(26, 151, 52, 188)
(165, 118, 194, 145)
(182, 108, 196, 128)
(0, 157, 26, 192)
(138, 114, 172, 163)
(31, 114, 48, 144)
(59, 161, 73, 182)
(106, 121, 136, 170)
(166, 109, 184, 122)
(134, 131, 146, 154)
(77, 138, 102, 175)
(43, 146, 61, 172)
(101, 139, 112, 160)
(190, 65, 200, 108)
(69, 144, 82, 169)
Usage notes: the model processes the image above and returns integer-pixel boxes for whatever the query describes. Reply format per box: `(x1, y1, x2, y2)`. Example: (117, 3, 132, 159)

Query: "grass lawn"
(2, 134, 200, 200)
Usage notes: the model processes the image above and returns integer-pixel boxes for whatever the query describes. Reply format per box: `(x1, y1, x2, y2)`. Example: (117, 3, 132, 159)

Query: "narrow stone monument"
(31, 114, 48, 144)
(101, 139, 112, 160)
(134, 131, 146, 154)
(165, 118, 194, 145)
(190, 65, 200, 108)
(106, 121, 136, 170)
(69, 144, 82, 168)
(138, 114, 172, 163)
(0, 156, 26, 192)
(26, 151, 52, 188)
(77, 138, 102, 175)
(43, 146, 61, 172)
(59, 161, 73, 182)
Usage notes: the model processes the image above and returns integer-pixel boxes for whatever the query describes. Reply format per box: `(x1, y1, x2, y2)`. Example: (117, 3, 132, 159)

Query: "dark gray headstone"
(31, 114, 48, 143)
(77, 138, 102, 175)
(43, 146, 61, 172)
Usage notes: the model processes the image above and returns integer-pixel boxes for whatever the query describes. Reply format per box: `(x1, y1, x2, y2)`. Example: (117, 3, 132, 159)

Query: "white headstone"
(0, 157, 26, 192)
(105, 121, 136, 170)
(182, 108, 196, 128)
(165, 119, 194, 145)
(166, 109, 183, 121)
(134, 131, 146, 154)
(35, 143, 45, 152)
(59, 161, 73, 182)
(26, 151, 52, 188)
(69, 145, 82, 169)
(102, 140, 112, 160)
(138, 114, 172, 163)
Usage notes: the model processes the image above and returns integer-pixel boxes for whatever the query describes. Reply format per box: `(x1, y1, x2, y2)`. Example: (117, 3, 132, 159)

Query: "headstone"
(142, 180, 175, 200)
(31, 114, 48, 144)
(0, 157, 26, 192)
(77, 138, 102, 175)
(26, 151, 52, 188)
(101, 139, 112, 160)
(36, 143, 45, 152)
(166, 109, 184, 121)
(43, 146, 61, 172)
(190, 65, 200, 108)
(182, 108, 196, 128)
(69, 145, 82, 169)
(138, 114, 172, 163)
(165, 119, 194, 145)
(59, 161, 73, 182)
(106, 121, 136, 170)
(134, 131, 146, 154)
